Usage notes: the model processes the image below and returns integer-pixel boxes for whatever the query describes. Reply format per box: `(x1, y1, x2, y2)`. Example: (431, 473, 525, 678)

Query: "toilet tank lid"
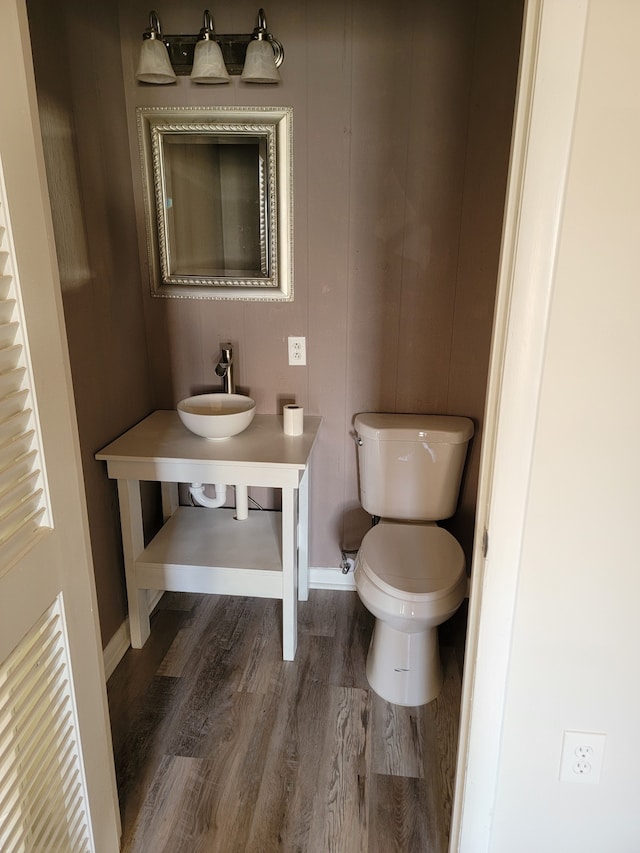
(355, 413, 474, 444)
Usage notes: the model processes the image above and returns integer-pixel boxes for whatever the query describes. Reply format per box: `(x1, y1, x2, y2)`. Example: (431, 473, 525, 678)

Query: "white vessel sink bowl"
(177, 393, 256, 440)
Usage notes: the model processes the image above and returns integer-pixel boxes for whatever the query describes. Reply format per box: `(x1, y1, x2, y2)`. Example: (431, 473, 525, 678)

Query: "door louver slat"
(0, 433, 35, 474)
(0, 322, 19, 349)
(0, 410, 31, 447)
(0, 390, 29, 422)
(0, 602, 92, 853)
(0, 344, 22, 374)
(0, 367, 26, 399)
(0, 450, 37, 490)
(0, 280, 11, 300)
(0, 299, 16, 323)
(0, 166, 49, 576)
(0, 471, 40, 519)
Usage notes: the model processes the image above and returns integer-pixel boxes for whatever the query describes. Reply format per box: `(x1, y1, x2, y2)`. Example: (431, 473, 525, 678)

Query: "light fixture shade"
(136, 37, 176, 84)
(191, 39, 230, 84)
(240, 39, 280, 83)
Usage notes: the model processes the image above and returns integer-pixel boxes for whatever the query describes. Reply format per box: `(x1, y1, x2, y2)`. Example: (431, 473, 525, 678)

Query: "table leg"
(161, 482, 179, 521)
(116, 479, 150, 649)
(281, 486, 297, 660)
(298, 468, 309, 602)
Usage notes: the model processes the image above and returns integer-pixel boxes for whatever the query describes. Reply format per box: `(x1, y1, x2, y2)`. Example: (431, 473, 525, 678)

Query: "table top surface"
(96, 411, 322, 471)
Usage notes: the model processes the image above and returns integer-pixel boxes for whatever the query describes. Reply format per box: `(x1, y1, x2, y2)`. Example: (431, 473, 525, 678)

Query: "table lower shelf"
(135, 506, 284, 599)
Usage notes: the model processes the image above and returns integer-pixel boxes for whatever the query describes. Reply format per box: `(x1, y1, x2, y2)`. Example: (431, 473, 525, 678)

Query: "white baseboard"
(103, 569, 355, 679)
(309, 566, 356, 590)
(103, 619, 130, 681)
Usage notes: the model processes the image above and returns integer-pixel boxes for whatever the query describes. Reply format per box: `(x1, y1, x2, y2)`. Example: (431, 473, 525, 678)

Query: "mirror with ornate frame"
(137, 106, 293, 300)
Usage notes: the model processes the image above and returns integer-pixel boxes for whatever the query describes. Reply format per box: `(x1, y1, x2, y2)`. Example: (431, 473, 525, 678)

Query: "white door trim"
(449, 1, 590, 849)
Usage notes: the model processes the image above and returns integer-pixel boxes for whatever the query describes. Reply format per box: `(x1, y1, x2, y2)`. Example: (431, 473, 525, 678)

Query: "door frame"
(449, 0, 590, 849)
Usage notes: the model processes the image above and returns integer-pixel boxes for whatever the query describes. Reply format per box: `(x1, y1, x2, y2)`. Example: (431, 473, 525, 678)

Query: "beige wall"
(447, 0, 523, 557)
(29, 0, 521, 646)
(28, 0, 154, 644)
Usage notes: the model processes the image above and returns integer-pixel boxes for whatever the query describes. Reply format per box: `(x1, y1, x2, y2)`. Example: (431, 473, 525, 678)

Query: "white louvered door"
(0, 2, 120, 851)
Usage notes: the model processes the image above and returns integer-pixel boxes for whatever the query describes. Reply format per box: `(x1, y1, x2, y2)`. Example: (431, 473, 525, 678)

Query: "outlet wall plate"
(288, 336, 306, 365)
(559, 730, 606, 784)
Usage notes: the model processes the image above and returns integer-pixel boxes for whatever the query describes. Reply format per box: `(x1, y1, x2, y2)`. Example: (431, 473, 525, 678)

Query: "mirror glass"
(164, 135, 268, 278)
(137, 107, 293, 301)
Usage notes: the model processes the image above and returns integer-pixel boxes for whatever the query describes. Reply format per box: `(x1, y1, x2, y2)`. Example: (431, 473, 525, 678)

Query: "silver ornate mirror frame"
(137, 106, 293, 301)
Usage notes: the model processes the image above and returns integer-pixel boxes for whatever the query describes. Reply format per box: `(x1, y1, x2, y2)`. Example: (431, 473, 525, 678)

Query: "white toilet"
(353, 413, 474, 706)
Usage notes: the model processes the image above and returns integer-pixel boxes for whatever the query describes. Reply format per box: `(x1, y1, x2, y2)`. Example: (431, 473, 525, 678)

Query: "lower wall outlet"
(559, 730, 606, 784)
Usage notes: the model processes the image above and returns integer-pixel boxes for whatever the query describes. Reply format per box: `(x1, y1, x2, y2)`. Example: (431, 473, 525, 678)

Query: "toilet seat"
(358, 522, 465, 602)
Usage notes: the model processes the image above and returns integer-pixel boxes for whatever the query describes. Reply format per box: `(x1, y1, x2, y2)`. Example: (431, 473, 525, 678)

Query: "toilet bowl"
(355, 521, 467, 706)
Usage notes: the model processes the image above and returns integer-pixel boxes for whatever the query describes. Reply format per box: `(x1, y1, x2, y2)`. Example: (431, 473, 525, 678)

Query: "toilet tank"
(354, 413, 474, 521)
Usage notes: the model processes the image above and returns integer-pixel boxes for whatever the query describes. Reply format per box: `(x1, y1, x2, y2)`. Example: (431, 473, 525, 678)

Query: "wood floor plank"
(428, 646, 463, 833)
(125, 755, 203, 853)
(308, 685, 371, 853)
(187, 692, 276, 852)
(414, 647, 463, 851)
(157, 594, 223, 678)
(157, 627, 195, 678)
(107, 606, 190, 743)
(235, 599, 285, 695)
(328, 591, 374, 690)
(116, 675, 186, 850)
(369, 773, 435, 853)
(165, 602, 270, 757)
(297, 588, 338, 637)
(371, 694, 424, 778)
(155, 591, 201, 612)
(244, 636, 338, 850)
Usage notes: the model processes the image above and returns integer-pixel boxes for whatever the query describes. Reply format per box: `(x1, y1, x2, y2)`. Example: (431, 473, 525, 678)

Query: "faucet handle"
(220, 342, 233, 362)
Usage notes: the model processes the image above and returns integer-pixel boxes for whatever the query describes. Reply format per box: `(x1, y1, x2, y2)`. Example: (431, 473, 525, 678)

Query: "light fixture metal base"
(163, 33, 283, 76)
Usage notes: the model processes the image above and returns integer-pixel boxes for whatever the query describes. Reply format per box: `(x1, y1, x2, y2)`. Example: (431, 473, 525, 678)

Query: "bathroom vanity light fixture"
(240, 9, 281, 83)
(136, 11, 176, 84)
(190, 10, 230, 84)
(135, 8, 284, 84)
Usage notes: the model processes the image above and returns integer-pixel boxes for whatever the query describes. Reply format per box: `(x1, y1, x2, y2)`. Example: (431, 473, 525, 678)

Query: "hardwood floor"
(107, 590, 463, 852)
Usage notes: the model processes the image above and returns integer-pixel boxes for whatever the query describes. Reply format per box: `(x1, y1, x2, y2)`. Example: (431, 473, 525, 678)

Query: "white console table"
(96, 412, 321, 661)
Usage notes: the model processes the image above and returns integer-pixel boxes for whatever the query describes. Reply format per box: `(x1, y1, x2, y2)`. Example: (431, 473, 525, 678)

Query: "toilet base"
(365, 619, 443, 706)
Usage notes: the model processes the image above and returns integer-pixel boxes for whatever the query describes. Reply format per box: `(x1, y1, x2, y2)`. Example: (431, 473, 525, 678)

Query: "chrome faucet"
(215, 342, 235, 394)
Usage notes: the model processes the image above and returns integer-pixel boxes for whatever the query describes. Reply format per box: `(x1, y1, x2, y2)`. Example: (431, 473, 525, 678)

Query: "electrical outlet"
(288, 336, 306, 365)
(559, 731, 606, 784)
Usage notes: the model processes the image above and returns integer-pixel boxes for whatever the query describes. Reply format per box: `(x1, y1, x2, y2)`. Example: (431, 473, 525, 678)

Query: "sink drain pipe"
(189, 483, 249, 520)
(189, 482, 226, 508)
(235, 485, 248, 520)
